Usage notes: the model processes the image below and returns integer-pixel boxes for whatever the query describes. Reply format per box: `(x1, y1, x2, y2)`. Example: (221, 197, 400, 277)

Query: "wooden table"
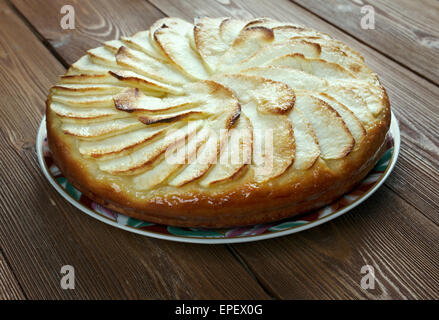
(0, 0, 438, 300)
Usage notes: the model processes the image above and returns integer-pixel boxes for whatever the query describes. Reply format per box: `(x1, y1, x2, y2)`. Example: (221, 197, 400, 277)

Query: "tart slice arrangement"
(46, 17, 390, 227)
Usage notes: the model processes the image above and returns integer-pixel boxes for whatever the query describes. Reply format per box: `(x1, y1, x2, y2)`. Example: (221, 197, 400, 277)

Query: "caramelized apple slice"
(153, 18, 210, 80)
(337, 83, 386, 116)
(113, 88, 201, 112)
(246, 102, 295, 182)
(200, 114, 253, 186)
(184, 80, 241, 128)
(212, 74, 295, 114)
(241, 66, 327, 91)
(270, 53, 355, 79)
(167, 109, 239, 187)
(218, 26, 275, 70)
(292, 36, 365, 63)
(308, 40, 373, 79)
(133, 126, 211, 190)
(87, 47, 119, 68)
(225, 40, 321, 72)
(78, 126, 166, 158)
(243, 18, 330, 41)
(62, 118, 142, 138)
(194, 17, 230, 73)
(97, 120, 203, 174)
(272, 26, 332, 42)
(51, 84, 124, 96)
(67, 55, 114, 75)
(60, 73, 120, 85)
(50, 102, 119, 120)
(104, 40, 124, 54)
(121, 30, 168, 62)
(138, 109, 208, 125)
(315, 93, 366, 146)
(115, 46, 188, 86)
(219, 18, 248, 46)
(323, 86, 374, 123)
(168, 128, 225, 187)
(51, 95, 115, 108)
(59, 73, 164, 98)
(294, 93, 354, 159)
(109, 70, 184, 95)
(288, 108, 320, 170)
(244, 18, 302, 30)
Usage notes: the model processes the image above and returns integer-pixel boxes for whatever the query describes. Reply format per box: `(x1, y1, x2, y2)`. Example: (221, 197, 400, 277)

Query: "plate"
(37, 112, 400, 244)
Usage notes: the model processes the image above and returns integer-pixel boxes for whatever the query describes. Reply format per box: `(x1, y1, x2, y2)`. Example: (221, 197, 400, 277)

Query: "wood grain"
(292, 0, 439, 85)
(147, 0, 439, 224)
(148, 0, 439, 299)
(233, 186, 439, 299)
(10, 0, 165, 66)
(0, 0, 269, 299)
(0, 251, 25, 299)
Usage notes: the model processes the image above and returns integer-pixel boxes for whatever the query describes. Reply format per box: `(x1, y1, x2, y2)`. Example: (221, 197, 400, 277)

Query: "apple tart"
(46, 17, 391, 227)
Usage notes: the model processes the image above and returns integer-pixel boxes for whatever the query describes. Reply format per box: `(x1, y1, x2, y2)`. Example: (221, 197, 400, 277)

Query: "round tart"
(46, 17, 391, 228)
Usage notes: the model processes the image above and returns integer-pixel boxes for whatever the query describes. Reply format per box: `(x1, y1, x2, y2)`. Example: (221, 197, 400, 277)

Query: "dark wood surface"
(1, 0, 438, 299)
(293, 0, 439, 85)
(0, 251, 24, 300)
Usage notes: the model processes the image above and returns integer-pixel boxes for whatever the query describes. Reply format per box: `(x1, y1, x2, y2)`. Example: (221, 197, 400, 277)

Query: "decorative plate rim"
(36, 112, 400, 244)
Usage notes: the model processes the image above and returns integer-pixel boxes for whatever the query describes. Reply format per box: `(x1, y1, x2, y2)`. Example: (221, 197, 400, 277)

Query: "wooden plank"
(292, 0, 439, 85)
(147, 0, 439, 224)
(147, 0, 439, 299)
(10, 0, 165, 65)
(0, 0, 269, 299)
(0, 251, 25, 300)
(233, 186, 439, 299)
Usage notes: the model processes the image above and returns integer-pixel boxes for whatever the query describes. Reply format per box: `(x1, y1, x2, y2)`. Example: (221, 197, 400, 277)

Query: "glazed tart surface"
(46, 17, 391, 227)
